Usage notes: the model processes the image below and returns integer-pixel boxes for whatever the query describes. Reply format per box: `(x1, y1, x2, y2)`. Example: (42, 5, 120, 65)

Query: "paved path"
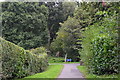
(58, 63, 85, 79)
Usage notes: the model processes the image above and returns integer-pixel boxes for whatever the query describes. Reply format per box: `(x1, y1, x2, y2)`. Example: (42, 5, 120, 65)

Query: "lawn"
(19, 65, 63, 80)
(77, 66, 119, 79)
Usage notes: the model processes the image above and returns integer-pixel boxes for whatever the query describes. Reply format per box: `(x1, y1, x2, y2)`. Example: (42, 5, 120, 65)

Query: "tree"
(51, 17, 81, 61)
(62, 2, 78, 20)
(2, 2, 49, 49)
(45, 2, 77, 51)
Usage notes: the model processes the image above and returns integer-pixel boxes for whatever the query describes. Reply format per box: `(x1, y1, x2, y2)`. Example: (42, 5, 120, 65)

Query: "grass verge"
(19, 65, 63, 80)
(77, 66, 119, 79)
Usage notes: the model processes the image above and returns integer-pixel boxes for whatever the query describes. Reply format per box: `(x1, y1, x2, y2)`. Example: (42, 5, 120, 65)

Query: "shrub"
(0, 37, 48, 79)
(90, 37, 118, 75)
(29, 47, 48, 73)
(79, 14, 119, 75)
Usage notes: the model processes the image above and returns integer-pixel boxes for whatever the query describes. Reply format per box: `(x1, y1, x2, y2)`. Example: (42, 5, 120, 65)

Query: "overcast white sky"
(0, 0, 5, 2)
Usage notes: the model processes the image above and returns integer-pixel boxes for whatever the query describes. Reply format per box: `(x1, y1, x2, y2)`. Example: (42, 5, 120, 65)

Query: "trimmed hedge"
(0, 37, 48, 79)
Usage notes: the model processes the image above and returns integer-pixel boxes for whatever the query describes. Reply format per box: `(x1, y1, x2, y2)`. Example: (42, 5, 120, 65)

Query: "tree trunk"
(47, 27, 51, 51)
(47, 25, 53, 52)
(46, 27, 51, 55)
(64, 53, 67, 62)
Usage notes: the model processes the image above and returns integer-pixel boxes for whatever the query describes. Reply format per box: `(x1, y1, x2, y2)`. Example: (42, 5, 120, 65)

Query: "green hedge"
(79, 13, 119, 75)
(29, 47, 48, 73)
(0, 37, 48, 79)
(90, 37, 118, 75)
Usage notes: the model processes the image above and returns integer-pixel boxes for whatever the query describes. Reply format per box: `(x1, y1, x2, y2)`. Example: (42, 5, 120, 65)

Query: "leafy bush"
(90, 37, 118, 75)
(0, 37, 48, 79)
(79, 13, 119, 75)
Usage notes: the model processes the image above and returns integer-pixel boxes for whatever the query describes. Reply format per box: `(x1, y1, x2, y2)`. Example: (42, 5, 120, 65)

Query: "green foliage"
(51, 17, 81, 60)
(62, 2, 77, 19)
(50, 2, 103, 60)
(48, 57, 64, 63)
(0, 37, 48, 79)
(90, 37, 118, 75)
(79, 13, 119, 75)
(2, 2, 48, 49)
(74, 6, 92, 28)
(30, 47, 47, 56)
(74, 2, 119, 28)
(46, 2, 77, 51)
(2, 2, 78, 50)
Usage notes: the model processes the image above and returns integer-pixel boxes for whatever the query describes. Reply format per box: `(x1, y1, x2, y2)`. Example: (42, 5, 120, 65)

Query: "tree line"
(2, 2, 77, 49)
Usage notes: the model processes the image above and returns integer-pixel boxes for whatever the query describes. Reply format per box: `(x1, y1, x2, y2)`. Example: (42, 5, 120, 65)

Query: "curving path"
(57, 63, 85, 80)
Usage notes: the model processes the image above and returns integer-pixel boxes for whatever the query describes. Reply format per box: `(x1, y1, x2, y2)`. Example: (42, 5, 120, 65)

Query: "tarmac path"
(57, 63, 85, 80)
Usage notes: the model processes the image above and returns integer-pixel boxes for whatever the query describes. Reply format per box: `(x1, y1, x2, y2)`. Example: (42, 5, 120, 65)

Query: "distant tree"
(51, 17, 81, 61)
(62, 2, 78, 20)
(45, 2, 77, 51)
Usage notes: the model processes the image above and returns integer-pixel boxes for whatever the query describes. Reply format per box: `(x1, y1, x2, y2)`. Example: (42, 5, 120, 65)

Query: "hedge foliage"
(79, 13, 119, 75)
(0, 37, 48, 79)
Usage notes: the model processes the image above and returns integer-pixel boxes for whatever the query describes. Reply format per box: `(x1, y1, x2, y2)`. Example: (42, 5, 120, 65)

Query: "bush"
(90, 37, 118, 75)
(0, 37, 48, 79)
(29, 47, 48, 73)
(79, 14, 119, 75)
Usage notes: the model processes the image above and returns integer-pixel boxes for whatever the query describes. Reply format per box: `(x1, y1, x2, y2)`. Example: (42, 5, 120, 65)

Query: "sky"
(0, 0, 5, 2)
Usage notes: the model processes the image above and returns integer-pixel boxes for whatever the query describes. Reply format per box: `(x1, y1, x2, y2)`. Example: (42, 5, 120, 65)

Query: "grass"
(77, 66, 119, 79)
(48, 57, 64, 63)
(19, 65, 63, 80)
(48, 56, 80, 64)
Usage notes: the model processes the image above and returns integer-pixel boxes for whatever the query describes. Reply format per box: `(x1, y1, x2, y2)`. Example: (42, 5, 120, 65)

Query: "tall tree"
(2, 2, 49, 49)
(45, 2, 77, 51)
(51, 17, 81, 61)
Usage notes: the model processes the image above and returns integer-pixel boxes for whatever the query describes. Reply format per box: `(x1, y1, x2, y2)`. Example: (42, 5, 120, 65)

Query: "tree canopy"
(2, 2, 49, 49)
